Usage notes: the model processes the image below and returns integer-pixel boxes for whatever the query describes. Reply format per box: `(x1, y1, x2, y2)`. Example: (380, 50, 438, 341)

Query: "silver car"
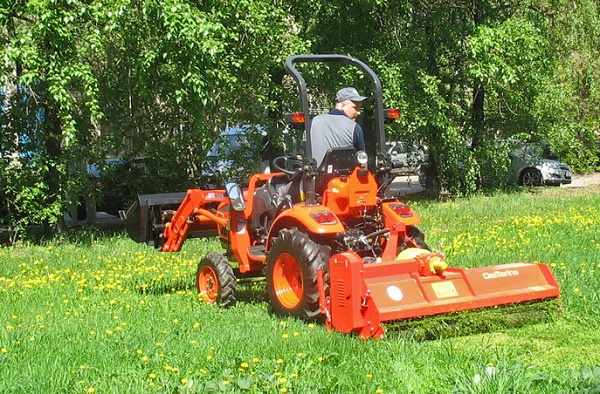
(386, 141, 426, 174)
(509, 143, 572, 187)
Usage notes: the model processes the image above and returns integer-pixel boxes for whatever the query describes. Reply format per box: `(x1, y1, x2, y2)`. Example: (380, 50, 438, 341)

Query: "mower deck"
(319, 252, 560, 339)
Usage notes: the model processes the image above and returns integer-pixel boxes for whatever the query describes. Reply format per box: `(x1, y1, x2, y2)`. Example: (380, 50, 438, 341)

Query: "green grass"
(2, 185, 600, 393)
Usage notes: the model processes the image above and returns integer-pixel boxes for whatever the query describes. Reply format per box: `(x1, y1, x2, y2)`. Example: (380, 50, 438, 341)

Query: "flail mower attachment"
(317, 233, 560, 340)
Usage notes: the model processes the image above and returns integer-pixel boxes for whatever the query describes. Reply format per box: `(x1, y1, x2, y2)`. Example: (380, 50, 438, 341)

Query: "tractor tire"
(407, 225, 430, 251)
(196, 252, 236, 307)
(521, 168, 543, 187)
(265, 228, 329, 321)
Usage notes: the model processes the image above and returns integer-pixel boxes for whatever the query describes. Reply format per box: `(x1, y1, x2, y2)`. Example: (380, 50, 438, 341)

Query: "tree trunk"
(471, 81, 485, 149)
(42, 100, 68, 234)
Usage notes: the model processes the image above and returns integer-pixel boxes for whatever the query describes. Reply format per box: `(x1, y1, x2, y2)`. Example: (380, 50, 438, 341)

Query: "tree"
(1, 0, 308, 241)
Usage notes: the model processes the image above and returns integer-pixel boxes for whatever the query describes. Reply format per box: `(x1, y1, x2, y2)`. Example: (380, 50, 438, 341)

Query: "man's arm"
(353, 124, 366, 151)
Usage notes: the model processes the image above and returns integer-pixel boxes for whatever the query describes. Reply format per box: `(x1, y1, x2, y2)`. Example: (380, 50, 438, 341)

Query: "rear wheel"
(521, 169, 543, 187)
(265, 228, 329, 320)
(196, 252, 236, 307)
(408, 225, 430, 250)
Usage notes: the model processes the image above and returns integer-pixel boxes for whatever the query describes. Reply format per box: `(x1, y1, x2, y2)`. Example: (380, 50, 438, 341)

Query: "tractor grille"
(336, 280, 346, 307)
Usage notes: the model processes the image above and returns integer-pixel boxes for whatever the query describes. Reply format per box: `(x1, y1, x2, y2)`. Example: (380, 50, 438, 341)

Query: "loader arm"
(161, 189, 227, 252)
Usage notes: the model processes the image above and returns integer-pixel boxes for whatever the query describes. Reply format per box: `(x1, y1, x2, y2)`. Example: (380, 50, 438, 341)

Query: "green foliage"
(2, 0, 600, 230)
(532, 0, 600, 172)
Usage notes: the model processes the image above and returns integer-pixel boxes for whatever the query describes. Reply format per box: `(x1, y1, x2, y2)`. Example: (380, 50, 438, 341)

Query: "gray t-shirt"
(309, 109, 365, 166)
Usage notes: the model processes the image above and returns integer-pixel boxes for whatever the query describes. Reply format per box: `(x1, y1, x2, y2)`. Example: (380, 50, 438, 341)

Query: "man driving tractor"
(309, 87, 367, 166)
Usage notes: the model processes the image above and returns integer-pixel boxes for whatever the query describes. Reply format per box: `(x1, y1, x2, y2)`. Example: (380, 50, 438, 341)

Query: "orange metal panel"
(326, 251, 560, 339)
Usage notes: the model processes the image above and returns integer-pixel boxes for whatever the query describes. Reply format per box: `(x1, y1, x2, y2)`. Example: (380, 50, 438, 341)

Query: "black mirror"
(226, 182, 245, 212)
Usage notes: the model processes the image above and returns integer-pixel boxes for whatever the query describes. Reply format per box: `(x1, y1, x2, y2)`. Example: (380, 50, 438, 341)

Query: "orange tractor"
(125, 55, 560, 339)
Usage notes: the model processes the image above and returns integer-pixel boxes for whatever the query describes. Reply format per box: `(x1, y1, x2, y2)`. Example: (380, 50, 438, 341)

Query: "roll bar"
(284, 54, 387, 161)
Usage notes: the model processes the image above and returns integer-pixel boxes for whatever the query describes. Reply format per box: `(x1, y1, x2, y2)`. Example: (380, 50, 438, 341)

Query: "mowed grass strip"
(1, 185, 600, 393)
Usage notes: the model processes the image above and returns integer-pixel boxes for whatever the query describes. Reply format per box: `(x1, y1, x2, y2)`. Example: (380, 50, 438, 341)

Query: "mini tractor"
(125, 54, 560, 339)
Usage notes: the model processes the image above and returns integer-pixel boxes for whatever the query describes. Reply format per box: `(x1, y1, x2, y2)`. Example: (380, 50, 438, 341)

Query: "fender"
(381, 200, 421, 227)
(267, 203, 345, 247)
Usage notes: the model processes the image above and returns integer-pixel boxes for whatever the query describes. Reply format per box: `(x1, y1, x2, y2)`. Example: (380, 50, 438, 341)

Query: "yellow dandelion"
(365, 374, 373, 379)
(252, 357, 260, 363)
(281, 333, 289, 339)
(206, 355, 213, 361)
(87, 388, 96, 393)
(276, 358, 284, 364)
(149, 373, 157, 379)
(240, 362, 249, 368)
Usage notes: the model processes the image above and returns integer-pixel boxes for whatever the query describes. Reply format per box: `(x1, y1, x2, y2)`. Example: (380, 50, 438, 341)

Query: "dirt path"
(565, 172, 600, 188)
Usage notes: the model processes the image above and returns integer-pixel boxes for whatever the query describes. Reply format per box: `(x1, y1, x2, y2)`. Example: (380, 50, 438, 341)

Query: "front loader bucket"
(322, 252, 560, 339)
(124, 193, 186, 244)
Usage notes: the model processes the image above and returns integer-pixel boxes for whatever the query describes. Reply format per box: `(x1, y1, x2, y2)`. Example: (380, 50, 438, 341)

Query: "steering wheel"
(271, 155, 302, 176)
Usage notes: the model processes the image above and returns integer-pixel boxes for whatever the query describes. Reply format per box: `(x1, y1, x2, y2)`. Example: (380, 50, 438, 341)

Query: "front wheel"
(521, 169, 543, 187)
(196, 252, 236, 307)
(265, 228, 329, 321)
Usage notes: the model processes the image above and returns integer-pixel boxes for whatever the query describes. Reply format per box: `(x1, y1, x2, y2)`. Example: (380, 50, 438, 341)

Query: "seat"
(316, 147, 357, 193)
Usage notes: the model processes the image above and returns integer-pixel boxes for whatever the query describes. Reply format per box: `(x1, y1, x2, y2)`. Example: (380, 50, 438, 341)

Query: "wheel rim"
(272, 252, 303, 309)
(198, 266, 219, 303)
(523, 170, 541, 186)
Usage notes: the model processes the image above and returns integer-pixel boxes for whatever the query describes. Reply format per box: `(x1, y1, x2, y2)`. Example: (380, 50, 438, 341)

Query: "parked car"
(509, 143, 572, 187)
(386, 141, 426, 174)
(200, 125, 270, 189)
(418, 141, 573, 189)
(84, 157, 190, 216)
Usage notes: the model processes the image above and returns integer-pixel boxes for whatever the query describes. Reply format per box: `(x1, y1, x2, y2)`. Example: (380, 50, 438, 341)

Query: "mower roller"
(124, 54, 560, 339)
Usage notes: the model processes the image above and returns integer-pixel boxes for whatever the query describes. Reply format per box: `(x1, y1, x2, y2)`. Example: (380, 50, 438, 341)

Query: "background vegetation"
(1, 185, 599, 393)
(2, 0, 600, 238)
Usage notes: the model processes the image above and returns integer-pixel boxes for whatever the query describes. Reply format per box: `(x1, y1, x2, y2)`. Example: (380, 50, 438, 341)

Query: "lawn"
(1, 185, 600, 393)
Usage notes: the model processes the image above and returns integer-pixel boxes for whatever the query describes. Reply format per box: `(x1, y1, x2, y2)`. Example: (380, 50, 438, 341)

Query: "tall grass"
(1, 186, 600, 393)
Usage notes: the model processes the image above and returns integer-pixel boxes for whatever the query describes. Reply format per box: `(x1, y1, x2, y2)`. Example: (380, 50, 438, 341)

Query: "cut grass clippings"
(1, 185, 600, 393)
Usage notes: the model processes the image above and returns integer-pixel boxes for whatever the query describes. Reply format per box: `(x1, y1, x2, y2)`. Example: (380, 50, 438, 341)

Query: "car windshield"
(513, 143, 557, 160)
(206, 125, 264, 159)
(518, 145, 542, 159)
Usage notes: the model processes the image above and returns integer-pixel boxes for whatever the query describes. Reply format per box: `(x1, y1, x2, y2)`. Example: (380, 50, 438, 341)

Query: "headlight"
(356, 151, 368, 166)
